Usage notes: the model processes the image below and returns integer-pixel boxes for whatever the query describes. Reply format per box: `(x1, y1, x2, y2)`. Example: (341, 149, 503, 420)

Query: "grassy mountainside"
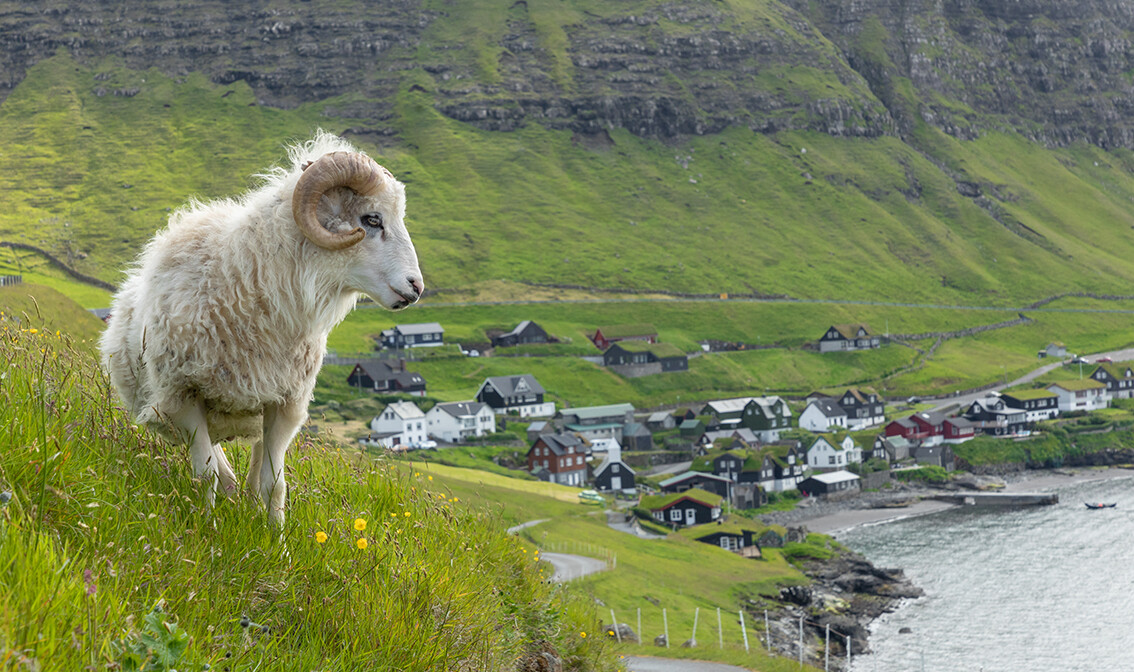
(0, 312, 615, 671)
(4, 52, 1134, 306)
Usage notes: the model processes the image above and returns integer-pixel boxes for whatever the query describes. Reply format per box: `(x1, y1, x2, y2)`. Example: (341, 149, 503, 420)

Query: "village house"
(798, 398, 848, 432)
(476, 374, 556, 417)
(805, 435, 863, 472)
(739, 396, 793, 442)
(997, 389, 1060, 423)
(556, 403, 636, 441)
(640, 488, 723, 528)
(525, 420, 549, 444)
(963, 397, 1030, 437)
(490, 320, 550, 348)
(367, 401, 427, 450)
(837, 388, 886, 429)
(685, 517, 774, 558)
(756, 441, 806, 492)
(589, 323, 658, 350)
(602, 341, 689, 375)
(799, 471, 861, 499)
(1039, 342, 1067, 359)
(679, 418, 706, 437)
(646, 411, 676, 431)
(379, 322, 445, 349)
(818, 324, 880, 353)
(942, 416, 975, 444)
(592, 454, 636, 493)
(1046, 379, 1110, 412)
(424, 401, 496, 443)
(621, 422, 654, 451)
(527, 433, 588, 486)
(659, 471, 734, 500)
(871, 435, 911, 463)
(884, 412, 972, 446)
(588, 437, 621, 458)
(912, 443, 956, 471)
(346, 360, 427, 396)
(1090, 362, 1134, 400)
(697, 427, 761, 448)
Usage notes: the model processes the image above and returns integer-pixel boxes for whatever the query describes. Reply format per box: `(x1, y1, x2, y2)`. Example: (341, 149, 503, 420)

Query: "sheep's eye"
(361, 213, 384, 230)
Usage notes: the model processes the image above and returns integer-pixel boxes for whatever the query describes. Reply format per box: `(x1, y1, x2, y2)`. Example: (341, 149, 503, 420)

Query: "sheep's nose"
(408, 276, 423, 298)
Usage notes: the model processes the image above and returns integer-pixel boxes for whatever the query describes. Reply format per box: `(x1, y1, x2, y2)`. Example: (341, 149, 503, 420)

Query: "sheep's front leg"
(259, 400, 306, 527)
(246, 438, 264, 498)
(170, 398, 218, 509)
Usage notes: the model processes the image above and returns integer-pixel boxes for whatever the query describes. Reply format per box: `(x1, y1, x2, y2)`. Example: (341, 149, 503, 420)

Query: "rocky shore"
(750, 467, 1134, 668)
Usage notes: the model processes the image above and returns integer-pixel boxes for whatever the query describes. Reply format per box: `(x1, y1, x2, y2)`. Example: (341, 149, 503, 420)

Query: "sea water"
(840, 475, 1134, 672)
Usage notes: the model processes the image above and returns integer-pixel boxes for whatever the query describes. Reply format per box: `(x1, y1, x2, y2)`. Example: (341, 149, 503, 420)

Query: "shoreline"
(768, 466, 1134, 537)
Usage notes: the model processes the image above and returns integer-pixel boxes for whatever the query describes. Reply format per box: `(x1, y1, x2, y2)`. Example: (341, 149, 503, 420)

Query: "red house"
(527, 433, 588, 487)
(942, 417, 975, 444)
(590, 323, 658, 350)
(884, 416, 925, 441)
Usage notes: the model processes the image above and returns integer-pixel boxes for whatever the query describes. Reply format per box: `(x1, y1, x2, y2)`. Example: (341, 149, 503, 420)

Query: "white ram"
(100, 131, 423, 524)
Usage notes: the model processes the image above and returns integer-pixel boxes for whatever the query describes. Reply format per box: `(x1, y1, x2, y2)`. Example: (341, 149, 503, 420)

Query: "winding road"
(623, 656, 752, 672)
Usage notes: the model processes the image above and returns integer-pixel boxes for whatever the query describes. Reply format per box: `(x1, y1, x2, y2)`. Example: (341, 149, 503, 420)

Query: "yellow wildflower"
(28, 328, 37, 334)
(354, 518, 367, 532)
(315, 531, 328, 544)
(403, 511, 411, 517)
(580, 632, 587, 639)
(356, 537, 368, 550)
(428, 475, 433, 481)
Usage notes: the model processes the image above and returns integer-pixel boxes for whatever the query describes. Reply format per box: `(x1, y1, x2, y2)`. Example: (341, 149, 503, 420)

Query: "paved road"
(606, 510, 667, 539)
(643, 461, 692, 477)
(506, 519, 549, 534)
(540, 552, 608, 582)
(929, 346, 1134, 414)
(623, 655, 752, 672)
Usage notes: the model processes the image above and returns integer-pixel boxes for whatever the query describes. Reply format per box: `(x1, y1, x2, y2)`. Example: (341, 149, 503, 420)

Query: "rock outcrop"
(3, 1, 1133, 148)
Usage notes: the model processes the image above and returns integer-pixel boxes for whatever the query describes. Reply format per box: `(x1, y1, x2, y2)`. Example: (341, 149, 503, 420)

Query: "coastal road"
(623, 656, 752, 672)
(541, 552, 608, 582)
(606, 510, 667, 539)
(506, 519, 549, 535)
(642, 461, 692, 477)
(930, 346, 1134, 414)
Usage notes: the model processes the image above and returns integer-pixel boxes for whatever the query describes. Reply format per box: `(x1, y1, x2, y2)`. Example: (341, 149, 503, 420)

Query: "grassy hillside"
(5, 52, 1134, 306)
(0, 314, 616, 671)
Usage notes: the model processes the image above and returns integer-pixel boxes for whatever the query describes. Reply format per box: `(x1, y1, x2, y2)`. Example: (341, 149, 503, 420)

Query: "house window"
(828, 456, 836, 465)
(612, 464, 620, 473)
(670, 509, 682, 521)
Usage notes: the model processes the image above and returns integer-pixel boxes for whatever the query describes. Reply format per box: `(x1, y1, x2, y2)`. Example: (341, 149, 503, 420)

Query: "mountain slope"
(1, 2, 1134, 304)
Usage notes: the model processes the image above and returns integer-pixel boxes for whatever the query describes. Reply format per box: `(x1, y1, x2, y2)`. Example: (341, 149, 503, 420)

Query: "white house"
(425, 401, 496, 443)
(805, 436, 862, 472)
(1046, 380, 1110, 413)
(799, 398, 848, 432)
(367, 401, 427, 449)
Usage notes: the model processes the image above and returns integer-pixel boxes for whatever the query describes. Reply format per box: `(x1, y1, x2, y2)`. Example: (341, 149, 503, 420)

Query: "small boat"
(1084, 502, 1117, 509)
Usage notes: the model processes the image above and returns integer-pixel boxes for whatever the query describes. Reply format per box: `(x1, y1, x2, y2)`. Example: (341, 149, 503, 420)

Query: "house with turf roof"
(556, 403, 635, 441)
(678, 516, 783, 558)
(602, 341, 688, 375)
(1090, 362, 1134, 400)
(640, 488, 723, 528)
(738, 396, 793, 442)
(1046, 379, 1110, 412)
(696, 427, 760, 448)
(755, 441, 806, 492)
(684, 448, 767, 509)
(998, 389, 1060, 422)
(589, 323, 658, 350)
(818, 324, 880, 353)
(659, 471, 734, 500)
(805, 435, 862, 472)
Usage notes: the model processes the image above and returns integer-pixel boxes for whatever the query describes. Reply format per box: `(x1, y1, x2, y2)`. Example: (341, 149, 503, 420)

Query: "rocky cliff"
(3, 0, 1132, 149)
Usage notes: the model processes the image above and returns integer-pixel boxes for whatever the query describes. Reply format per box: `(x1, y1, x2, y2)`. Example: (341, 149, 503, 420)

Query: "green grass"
(0, 315, 617, 671)
(9, 51, 1134, 307)
(412, 463, 821, 671)
(0, 282, 106, 345)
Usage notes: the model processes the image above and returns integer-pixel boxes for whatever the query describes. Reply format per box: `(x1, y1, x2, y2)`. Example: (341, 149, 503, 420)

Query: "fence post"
(847, 635, 852, 668)
(610, 609, 622, 643)
(764, 609, 770, 651)
(739, 610, 749, 653)
(717, 608, 722, 649)
(691, 607, 699, 647)
(798, 616, 803, 668)
(663, 608, 669, 648)
(825, 624, 830, 672)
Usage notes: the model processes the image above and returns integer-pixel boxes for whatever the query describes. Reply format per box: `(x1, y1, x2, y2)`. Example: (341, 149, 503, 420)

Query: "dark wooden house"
(346, 361, 427, 396)
(818, 324, 880, 353)
(379, 322, 445, 349)
(603, 342, 689, 373)
(640, 488, 723, 528)
(592, 455, 636, 493)
(490, 320, 550, 348)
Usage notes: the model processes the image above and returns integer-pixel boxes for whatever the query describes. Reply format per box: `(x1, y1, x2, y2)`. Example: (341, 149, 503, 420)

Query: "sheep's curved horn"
(291, 151, 386, 250)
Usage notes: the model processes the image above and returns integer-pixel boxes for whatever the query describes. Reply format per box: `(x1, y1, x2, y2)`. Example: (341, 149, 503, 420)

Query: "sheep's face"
(318, 179, 423, 310)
